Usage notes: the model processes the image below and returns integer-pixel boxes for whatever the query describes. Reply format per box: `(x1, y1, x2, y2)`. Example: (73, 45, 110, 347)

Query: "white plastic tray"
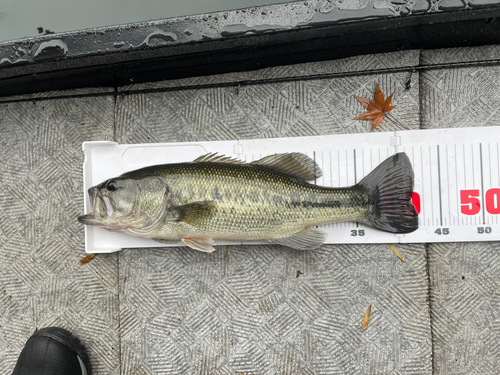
(81, 127, 500, 253)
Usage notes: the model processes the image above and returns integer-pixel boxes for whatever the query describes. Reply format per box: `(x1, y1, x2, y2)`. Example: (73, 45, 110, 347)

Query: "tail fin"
(359, 153, 418, 234)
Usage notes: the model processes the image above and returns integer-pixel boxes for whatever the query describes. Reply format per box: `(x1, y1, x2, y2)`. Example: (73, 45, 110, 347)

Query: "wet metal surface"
(0, 0, 499, 98)
(0, 0, 425, 71)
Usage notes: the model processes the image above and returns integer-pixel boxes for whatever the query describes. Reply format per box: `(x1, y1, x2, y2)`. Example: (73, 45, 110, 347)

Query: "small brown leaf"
(389, 244, 406, 262)
(353, 83, 397, 131)
(362, 304, 372, 330)
(296, 270, 304, 278)
(79, 253, 97, 265)
(225, 246, 229, 258)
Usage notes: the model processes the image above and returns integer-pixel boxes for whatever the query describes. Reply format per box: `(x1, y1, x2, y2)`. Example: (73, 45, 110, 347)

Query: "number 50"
(461, 189, 500, 215)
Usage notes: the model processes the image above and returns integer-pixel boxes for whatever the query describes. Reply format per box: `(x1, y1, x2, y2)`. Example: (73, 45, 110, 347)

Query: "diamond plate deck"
(421, 46, 500, 129)
(1, 44, 499, 374)
(421, 45, 500, 375)
(0, 94, 119, 375)
(115, 50, 431, 374)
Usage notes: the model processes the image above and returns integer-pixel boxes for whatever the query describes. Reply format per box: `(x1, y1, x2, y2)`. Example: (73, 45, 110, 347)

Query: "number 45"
(435, 228, 449, 235)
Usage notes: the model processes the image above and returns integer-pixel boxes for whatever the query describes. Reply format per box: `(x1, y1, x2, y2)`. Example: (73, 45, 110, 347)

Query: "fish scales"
(144, 162, 369, 240)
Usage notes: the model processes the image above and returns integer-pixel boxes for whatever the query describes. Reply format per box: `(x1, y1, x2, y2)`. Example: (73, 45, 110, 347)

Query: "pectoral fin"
(271, 228, 328, 250)
(182, 237, 216, 253)
(172, 201, 216, 226)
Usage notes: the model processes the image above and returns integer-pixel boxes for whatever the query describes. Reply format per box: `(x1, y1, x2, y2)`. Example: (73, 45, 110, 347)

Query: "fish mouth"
(77, 188, 115, 226)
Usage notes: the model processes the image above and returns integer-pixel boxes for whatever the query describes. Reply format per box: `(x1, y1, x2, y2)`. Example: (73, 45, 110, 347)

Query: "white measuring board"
(81, 127, 500, 253)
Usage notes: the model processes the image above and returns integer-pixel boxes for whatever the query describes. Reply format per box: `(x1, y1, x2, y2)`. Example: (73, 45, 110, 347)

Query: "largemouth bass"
(78, 152, 418, 252)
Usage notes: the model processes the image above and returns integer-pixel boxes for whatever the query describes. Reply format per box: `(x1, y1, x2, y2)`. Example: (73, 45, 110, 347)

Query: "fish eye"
(106, 180, 117, 191)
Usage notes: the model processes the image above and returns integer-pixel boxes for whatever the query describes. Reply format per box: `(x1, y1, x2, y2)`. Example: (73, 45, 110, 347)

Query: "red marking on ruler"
(460, 188, 500, 215)
(461, 189, 481, 215)
(486, 188, 500, 214)
(412, 192, 421, 214)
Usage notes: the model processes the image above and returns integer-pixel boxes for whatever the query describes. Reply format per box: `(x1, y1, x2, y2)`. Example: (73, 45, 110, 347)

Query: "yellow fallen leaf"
(362, 304, 372, 330)
(79, 253, 97, 265)
(389, 244, 405, 262)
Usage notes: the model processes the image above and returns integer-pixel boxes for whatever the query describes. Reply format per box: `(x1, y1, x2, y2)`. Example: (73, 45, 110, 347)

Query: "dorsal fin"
(193, 153, 245, 165)
(251, 153, 322, 181)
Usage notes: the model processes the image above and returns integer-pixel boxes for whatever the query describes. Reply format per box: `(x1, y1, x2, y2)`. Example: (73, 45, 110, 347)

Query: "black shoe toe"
(12, 327, 91, 375)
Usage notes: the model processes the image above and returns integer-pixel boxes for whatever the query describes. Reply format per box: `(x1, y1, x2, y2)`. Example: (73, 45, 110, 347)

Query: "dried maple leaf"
(353, 83, 397, 131)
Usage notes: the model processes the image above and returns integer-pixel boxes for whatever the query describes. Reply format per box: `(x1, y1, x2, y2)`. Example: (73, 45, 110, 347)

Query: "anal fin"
(271, 228, 328, 250)
(182, 237, 216, 253)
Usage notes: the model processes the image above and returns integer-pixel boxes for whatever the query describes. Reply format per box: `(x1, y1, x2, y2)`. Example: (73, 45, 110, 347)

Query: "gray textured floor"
(0, 94, 119, 374)
(0, 46, 498, 374)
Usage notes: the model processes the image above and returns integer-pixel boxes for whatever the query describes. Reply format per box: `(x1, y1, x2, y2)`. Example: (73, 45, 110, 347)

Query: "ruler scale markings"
(427, 145, 434, 226)
(437, 145, 443, 226)
(412, 145, 421, 227)
(464, 144, 468, 225)
(472, 143, 475, 189)
(446, 144, 451, 226)
(497, 143, 499, 226)
(489, 143, 492, 190)
(86, 129, 500, 252)
(345, 149, 349, 186)
(324, 154, 332, 225)
(313, 151, 317, 186)
(362, 148, 365, 180)
(474, 145, 477, 227)
(338, 149, 340, 188)
(354, 149, 357, 184)
(420, 145, 425, 227)
(313, 150, 317, 229)
(354, 149, 359, 228)
(463, 144, 467, 188)
(480, 143, 486, 225)
(321, 150, 325, 186)
(473, 144, 479, 226)
(455, 144, 461, 226)
(330, 150, 333, 187)
(370, 148, 372, 174)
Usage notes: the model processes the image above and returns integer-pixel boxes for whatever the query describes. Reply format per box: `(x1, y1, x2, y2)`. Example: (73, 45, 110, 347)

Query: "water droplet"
(143, 30, 177, 47)
(33, 40, 68, 61)
(0, 58, 12, 66)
